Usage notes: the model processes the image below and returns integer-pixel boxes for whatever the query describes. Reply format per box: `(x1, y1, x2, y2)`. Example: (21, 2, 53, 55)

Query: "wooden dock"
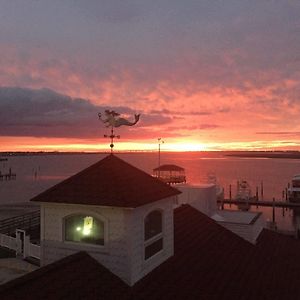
(0, 170, 16, 181)
(217, 198, 300, 208)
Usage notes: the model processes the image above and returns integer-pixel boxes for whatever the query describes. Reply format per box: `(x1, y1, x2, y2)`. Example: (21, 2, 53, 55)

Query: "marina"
(219, 198, 300, 208)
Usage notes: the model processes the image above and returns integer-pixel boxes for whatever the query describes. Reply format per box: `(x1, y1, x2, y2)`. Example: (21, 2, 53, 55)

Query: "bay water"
(1, 151, 300, 231)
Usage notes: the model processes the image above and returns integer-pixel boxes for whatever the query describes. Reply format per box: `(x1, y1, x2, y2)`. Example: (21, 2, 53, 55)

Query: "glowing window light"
(76, 226, 81, 231)
(83, 216, 93, 236)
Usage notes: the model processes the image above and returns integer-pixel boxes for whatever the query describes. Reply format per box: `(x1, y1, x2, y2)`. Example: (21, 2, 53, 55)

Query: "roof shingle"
(31, 154, 181, 207)
(2, 205, 300, 299)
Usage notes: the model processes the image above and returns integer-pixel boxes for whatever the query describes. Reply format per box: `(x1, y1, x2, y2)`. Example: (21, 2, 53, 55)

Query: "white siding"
(42, 203, 130, 283)
(128, 198, 174, 284)
(41, 196, 175, 286)
(177, 185, 216, 216)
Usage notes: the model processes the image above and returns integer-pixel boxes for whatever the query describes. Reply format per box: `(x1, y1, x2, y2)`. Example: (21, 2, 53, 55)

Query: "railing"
(0, 210, 40, 236)
(0, 233, 17, 250)
(28, 243, 40, 259)
(0, 232, 40, 260)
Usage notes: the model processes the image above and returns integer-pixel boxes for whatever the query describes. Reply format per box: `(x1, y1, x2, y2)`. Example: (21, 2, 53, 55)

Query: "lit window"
(64, 215, 104, 246)
(144, 210, 163, 260)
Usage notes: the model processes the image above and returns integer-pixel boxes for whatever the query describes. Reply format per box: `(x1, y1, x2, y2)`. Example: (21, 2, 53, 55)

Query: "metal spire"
(104, 126, 120, 153)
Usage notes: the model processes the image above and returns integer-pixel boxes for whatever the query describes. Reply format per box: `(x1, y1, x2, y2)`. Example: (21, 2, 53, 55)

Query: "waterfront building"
(1, 154, 300, 299)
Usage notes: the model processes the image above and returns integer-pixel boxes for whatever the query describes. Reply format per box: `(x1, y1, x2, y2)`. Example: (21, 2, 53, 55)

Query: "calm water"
(1, 152, 300, 231)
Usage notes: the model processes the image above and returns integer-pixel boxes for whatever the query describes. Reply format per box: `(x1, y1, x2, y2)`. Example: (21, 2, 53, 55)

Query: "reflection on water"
(1, 151, 300, 231)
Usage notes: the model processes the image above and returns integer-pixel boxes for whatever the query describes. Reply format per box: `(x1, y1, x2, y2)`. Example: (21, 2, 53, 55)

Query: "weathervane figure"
(98, 110, 140, 152)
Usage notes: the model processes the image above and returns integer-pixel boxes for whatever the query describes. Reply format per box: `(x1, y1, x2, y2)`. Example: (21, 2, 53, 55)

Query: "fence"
(0, 232, 40, 260)
(0, 234, 17, 250)
(28, 242, 40, 259)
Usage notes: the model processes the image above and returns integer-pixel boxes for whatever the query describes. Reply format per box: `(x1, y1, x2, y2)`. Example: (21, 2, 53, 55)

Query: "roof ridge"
(174, 205, 255, 246)
(31, 154, 181, 207)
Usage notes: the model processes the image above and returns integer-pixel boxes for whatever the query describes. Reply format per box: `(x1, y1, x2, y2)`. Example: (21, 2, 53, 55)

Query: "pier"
(218, 198, 300, 208)
(0, 170, 16, 181)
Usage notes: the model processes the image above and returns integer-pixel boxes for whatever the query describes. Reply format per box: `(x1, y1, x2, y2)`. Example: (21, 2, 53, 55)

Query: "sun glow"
(1, 136, 300, 152)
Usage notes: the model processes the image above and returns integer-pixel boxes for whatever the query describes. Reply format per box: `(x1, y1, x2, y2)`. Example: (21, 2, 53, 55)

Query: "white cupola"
(31, 154, 181, 286)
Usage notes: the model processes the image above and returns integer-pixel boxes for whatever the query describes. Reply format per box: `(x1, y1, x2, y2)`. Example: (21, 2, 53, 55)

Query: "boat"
(288, 174, 300, 202)
(235, 180, 252, 211)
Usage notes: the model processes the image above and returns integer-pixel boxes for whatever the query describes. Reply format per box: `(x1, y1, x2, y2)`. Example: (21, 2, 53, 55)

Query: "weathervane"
(98, 110, 140, 152)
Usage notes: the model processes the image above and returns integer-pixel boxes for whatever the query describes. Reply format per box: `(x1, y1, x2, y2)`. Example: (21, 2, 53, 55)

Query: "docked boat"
(235, 180, 252, 211)
(288, 175, 300, 202)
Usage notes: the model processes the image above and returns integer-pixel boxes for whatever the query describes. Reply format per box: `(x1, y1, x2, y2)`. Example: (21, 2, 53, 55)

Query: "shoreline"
(226, 152, 300, 159)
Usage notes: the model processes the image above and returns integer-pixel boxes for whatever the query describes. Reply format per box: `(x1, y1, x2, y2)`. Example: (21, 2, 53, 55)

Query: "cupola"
(31, 154, 181, 286)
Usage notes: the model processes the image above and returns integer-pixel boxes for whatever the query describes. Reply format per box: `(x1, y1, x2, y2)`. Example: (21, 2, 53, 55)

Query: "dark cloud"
(0, 87, 171, 138)
(1, 1, 299, 95)
(149, 107, 230, 116)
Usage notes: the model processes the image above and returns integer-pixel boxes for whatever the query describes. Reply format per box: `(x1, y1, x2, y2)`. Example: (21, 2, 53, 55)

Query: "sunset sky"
(0, 1, 300, 152)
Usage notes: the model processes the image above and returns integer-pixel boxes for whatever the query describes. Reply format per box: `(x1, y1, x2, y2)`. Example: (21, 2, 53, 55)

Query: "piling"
(285, 187, 289, 211)
(272, 197, 275, 224)
(229, 184, 232, 207)
(261, 181, 264, 199)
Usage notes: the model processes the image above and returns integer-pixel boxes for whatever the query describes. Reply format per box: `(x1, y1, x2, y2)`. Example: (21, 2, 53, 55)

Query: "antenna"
(158, 138, 164, 177)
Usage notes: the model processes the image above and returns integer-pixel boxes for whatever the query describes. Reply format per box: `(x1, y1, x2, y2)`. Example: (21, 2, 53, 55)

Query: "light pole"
(158, 138, 164, 178)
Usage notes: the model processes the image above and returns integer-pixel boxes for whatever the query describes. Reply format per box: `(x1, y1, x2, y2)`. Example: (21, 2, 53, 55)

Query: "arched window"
(64, 214, 104, 246)
(144, 210, 163, 260)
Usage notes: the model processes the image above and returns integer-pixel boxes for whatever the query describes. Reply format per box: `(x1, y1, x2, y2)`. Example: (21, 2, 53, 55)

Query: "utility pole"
(158, 138, 164, 178)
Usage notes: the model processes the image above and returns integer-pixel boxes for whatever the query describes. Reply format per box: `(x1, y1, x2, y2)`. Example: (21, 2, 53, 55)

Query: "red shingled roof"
(2, 205, 300, 299)
(0, 251, 129, 299)
(30, 154, 181, 207)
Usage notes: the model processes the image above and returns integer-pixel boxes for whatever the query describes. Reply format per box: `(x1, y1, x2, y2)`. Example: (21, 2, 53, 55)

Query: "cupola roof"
(31, 154, 180, 208)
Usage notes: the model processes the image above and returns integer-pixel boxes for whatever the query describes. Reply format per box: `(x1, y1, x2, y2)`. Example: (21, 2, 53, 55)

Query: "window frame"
(143, 209, 164, 261)
(62, 212, 107, 248)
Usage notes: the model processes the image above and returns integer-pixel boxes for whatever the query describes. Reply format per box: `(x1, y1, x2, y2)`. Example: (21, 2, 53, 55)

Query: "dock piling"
(229, 184, 232, 207)
(272, 197, 276, 224)
(261, 181, 264, 199)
